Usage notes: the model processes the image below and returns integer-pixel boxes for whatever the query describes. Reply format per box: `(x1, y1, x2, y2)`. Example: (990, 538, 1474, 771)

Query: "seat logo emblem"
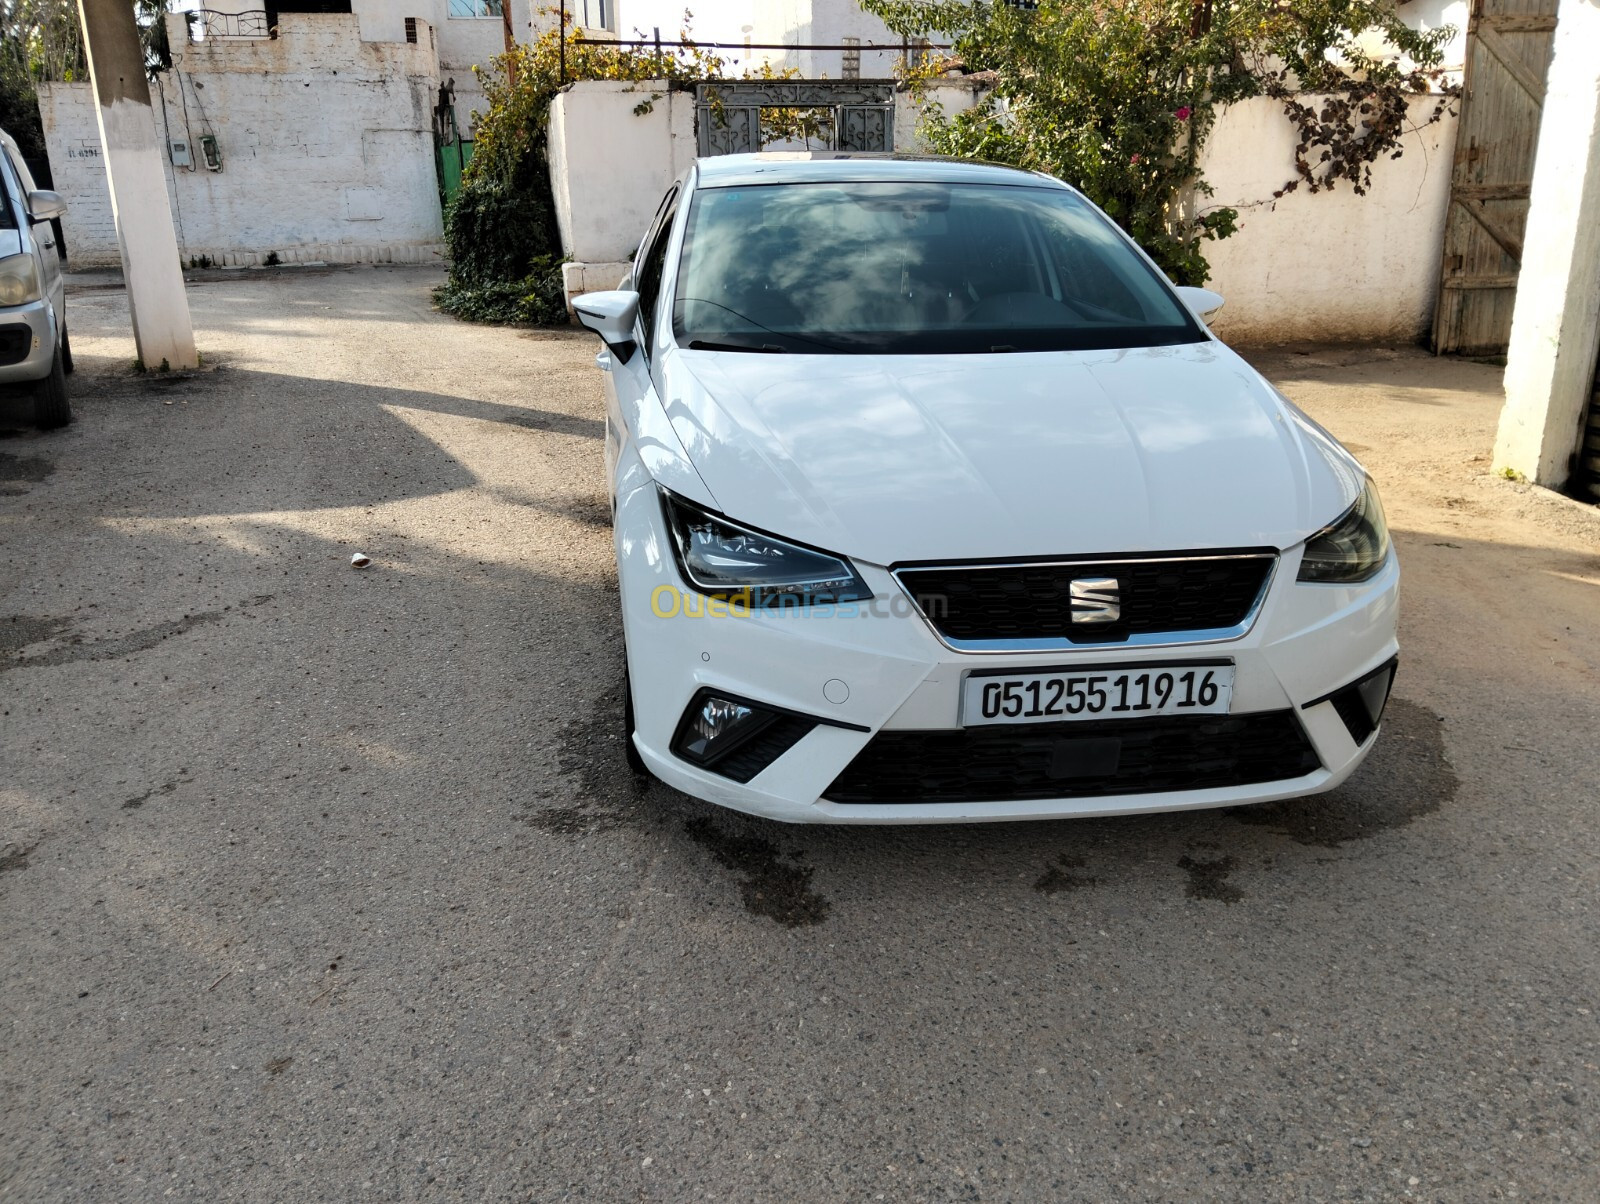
(1070, 577, 1121, 624)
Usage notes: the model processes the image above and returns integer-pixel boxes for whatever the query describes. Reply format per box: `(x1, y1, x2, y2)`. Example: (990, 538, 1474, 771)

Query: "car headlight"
(0, 253, 40, 307)
(661, 488, 872, 606)
(1297, 479, 1391, 583)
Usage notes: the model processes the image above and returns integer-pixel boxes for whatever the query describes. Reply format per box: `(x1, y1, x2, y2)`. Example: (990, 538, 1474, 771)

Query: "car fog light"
(670, 689, 823, 782)
(681, 695, 765, 763)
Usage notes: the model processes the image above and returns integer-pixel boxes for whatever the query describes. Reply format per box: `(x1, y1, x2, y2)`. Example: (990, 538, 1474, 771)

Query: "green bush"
(433, 180, 566, 326)
(866, 0, 1454, 285)
(434, 256, 569, 327)
(435, 20, 726, 327)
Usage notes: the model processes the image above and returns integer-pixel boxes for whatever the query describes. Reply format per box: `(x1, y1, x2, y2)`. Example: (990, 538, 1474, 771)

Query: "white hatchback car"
(576, 154, 1397, 825)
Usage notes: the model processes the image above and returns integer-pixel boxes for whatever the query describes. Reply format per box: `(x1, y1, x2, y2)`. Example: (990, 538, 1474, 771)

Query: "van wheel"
(33, 344, 71, 429)
(60, 325, 73, 374)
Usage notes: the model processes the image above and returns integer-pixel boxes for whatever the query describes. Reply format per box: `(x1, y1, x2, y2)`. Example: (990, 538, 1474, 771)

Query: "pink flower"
(1130, 153, 1141, 164)
(1174, 106, 1192, 121)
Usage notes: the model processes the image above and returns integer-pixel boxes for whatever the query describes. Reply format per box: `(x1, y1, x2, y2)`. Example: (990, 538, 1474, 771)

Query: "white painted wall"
(175, 0, 556, 137)
(549, 80, 696, 266)
(41, 14, 446, 268)
(624, 0, 913, 76)
(893, 77, 984, 157)
(1200, 94, 1457, 344)
(1494, 0, 1600, 485)
(550, 80, 1457, 340)
(549, 75, 979, 286)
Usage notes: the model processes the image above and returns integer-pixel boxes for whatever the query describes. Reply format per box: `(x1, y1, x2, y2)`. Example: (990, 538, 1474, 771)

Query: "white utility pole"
(76, 0, 197, 370)
(1493, 0, 1600, 486)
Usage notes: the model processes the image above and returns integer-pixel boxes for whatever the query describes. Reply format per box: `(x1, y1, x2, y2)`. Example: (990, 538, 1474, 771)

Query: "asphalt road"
(3, 266, 1598, 1202)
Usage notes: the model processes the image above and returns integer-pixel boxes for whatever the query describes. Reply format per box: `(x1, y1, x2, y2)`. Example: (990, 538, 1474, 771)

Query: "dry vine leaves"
(1266, 68, 1458, 198)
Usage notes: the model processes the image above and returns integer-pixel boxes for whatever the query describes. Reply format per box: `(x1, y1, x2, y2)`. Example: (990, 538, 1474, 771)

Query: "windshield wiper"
(687, 339, 788, 354)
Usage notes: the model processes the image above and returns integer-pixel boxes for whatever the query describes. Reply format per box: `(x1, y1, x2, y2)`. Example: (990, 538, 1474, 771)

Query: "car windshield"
(672, 180, 1204, 355)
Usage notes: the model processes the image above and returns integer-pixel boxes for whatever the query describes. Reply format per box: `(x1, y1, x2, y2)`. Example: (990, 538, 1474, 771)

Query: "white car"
(576, 154, 1397, 825)
(0, 129, 70, 428)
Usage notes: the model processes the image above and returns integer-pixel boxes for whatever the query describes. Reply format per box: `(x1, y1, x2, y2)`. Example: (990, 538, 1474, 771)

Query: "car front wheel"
(33, 343, 70, 429)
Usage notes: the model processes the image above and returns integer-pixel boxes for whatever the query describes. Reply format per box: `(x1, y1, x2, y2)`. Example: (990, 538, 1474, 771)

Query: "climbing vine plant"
(863, 0, 1455, 284)
(436, 18, 726, 326)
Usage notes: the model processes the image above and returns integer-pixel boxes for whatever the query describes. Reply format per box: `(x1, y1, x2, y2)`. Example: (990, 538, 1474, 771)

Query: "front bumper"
(617, 482, 1400, 825)
(0, 299, 55, 384)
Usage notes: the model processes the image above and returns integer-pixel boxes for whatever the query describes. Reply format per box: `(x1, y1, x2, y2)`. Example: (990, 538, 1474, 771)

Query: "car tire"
(60, 325, 73, 374)
(623, 665, 648, 776)
(33, 344, 70, 429)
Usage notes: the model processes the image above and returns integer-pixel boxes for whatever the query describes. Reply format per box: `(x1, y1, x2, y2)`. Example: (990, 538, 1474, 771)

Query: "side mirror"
(573, 289, 640, 363)
(26, 190, 67, 223)
(1174, 285, 1224, 326)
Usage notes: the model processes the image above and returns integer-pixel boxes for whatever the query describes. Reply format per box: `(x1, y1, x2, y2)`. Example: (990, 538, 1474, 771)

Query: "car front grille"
(894, 552, 1275, 647)
(822, 710, 1320, 804)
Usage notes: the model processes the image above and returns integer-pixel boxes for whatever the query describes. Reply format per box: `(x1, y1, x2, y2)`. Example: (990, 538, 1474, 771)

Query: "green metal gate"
(436, 137, 474, 207)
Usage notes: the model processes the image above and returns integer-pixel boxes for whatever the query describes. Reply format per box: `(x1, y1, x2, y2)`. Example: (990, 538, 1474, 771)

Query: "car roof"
(691, 152, 1068, 190)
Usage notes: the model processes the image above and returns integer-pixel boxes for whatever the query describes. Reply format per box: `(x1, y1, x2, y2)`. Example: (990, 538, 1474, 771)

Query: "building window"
(576, 0, 615, 32)
(448, 0, 502, 18)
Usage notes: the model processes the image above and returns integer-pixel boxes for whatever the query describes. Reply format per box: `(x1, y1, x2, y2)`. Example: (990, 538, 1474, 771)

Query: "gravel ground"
(2, 265, 1598, 1202)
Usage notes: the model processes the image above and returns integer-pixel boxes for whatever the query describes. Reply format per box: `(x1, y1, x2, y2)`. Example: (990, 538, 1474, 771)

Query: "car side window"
(634, 190, 679, 352)
(0, 153, 17, 231)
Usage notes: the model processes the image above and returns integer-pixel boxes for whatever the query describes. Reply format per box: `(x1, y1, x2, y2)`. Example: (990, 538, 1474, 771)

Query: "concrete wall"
(1201, 94, 1457, 344)
(548, 80, 697, 294)
(548, 76, 982, 299)
(41, 14, 446, 268)
(548, 74, 1454, 340)
(893, 77, 984, 158)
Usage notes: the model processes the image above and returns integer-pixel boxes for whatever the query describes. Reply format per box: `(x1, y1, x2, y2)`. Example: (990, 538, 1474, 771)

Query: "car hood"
(0, 229, 20, 260)
(658, 342, 1365, 566)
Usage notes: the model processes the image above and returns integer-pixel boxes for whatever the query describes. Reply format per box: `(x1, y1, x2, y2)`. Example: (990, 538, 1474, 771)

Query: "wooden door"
(1431, 0, 1558, 356)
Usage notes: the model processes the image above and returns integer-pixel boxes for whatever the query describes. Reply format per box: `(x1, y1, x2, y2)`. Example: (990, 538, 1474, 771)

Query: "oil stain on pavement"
(1, 596, 274, 674)
(0, 451, 54, 496)
(538, 673, 833, 927)
(1034, 854, 1099, 896)
(1229, 698, 1458, 846)
(1177, 854, 1244, 903)
(0, 843, 34, 873)
(1, 614, 72, 658)
(527, 672, 648, 835)
(683, 817, 830, 928)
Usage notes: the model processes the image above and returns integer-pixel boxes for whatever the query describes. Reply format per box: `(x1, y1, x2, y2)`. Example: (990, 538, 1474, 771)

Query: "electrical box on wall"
(169, 139, 193, 168)
(200, 135, 222, 172)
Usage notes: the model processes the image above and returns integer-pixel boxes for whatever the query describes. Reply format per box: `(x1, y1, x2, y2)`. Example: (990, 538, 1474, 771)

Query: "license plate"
(961, 665, 1234, 726)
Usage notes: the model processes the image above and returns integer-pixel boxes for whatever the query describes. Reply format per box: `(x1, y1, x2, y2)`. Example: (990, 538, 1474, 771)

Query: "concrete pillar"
(76, 0, 197, 370)
(1493, 0, 1600, 486)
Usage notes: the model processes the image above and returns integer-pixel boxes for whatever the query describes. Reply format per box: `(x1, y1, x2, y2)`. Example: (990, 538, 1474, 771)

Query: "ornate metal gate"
(694, 82, 895, 156)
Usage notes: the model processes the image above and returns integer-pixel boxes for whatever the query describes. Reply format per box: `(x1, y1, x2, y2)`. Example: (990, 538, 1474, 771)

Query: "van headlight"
(661, 488, 872, 606)
(0, 254, 40, 307)
(1297, 479, 1391, 583)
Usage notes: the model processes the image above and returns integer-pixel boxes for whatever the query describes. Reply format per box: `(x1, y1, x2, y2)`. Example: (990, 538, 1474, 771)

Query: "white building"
(622, 0, 918, 78)
(170, 0, 576, 135)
